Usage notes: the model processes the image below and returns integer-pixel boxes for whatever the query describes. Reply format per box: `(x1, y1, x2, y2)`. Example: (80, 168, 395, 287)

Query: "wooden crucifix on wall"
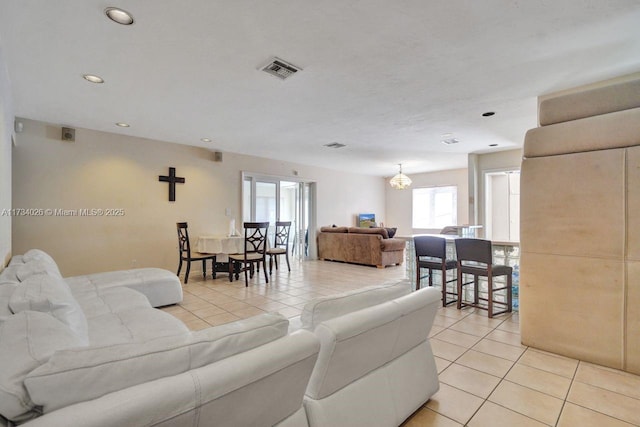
(158, 167, 185, 202)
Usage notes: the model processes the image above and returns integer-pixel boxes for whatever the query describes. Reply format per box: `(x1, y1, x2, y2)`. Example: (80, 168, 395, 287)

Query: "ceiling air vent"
(441, 138, 460, 145)
(260, 57, 301, 80)
(324, 142, 346, 149)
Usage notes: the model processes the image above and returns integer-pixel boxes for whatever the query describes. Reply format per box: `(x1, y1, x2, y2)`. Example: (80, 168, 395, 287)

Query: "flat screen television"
(358, 213, 376, 228)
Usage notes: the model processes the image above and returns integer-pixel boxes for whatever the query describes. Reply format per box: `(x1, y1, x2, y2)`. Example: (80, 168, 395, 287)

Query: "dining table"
(196, 235, 244, 259)
(195, 235, 244, 278)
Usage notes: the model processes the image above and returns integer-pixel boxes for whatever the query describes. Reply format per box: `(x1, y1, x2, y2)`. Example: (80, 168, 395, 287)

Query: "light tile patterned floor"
(162, 260, 640, 427)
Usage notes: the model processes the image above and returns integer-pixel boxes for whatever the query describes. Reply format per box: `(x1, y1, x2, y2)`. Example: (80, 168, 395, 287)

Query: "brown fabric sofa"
(317, 226, 405, 268)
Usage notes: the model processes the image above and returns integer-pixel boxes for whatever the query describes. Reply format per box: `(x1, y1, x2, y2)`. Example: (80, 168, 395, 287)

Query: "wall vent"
(260, 57, 301, 80)
(324, 142, 346, 149)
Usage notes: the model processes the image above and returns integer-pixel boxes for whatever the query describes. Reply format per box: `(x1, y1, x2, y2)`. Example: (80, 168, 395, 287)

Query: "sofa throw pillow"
(24, 312, 289, 413)
(9, 274, 89, 345)
(0, 311, 85, 422)
(385, 227, 398, 238)
(300, 280, 412, 330)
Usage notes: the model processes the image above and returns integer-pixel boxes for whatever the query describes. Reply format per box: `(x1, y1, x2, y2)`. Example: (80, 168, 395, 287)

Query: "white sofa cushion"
(71, 286, 151, 318)
(86, 307, 189, 346)
(9, 274, 89, 344)
(24, 312, 289, 412)
(22, 249, 57, 266)
(20, 250, 62, 278)
(0, 311, 85, 422)
(300, 280, 411, 330)
(0, 283, 16, 319)
(65, 268, 183, 308)
(0, 264, 21, 284)
(8, 255, 24, 266)
(16, 260, 62, 281)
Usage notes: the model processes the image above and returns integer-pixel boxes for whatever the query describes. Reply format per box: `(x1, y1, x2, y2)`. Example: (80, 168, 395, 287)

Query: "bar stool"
(455, 238, 512, 318)
(414, 235, 457, 306)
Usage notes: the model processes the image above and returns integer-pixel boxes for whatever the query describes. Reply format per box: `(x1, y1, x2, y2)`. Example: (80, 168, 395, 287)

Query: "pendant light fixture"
(389, 163, 412, 189)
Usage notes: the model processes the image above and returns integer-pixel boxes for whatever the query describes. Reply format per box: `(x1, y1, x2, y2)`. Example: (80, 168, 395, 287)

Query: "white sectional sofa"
(292, 281, 442, 427)
(1, 250, 441, 427)
(8, 252, 183, 308)
(0, 250, 320, 426)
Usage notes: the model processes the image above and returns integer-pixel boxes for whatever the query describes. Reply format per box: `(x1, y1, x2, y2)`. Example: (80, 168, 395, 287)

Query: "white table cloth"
(196, 236, 244, 262)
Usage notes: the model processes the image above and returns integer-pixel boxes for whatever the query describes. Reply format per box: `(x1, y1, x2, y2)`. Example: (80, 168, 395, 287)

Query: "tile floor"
(162, 259, 640, 427)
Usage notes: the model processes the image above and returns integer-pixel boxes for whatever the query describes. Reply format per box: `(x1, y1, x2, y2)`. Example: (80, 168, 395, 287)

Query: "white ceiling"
(1, 1, 640, 177)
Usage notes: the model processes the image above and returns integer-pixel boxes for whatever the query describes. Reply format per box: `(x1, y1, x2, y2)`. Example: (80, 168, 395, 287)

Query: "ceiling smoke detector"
(260, 57, 302, 80)
(324, 142, 346, 149)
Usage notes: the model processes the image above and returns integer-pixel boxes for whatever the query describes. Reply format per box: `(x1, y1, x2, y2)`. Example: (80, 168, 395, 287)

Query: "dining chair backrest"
(273, 221, 292, 249)
(454, 238, 493, 266)
(414, 236, 447, 260)
(243, 222, 269, 254)
(176, 222, 192, 257)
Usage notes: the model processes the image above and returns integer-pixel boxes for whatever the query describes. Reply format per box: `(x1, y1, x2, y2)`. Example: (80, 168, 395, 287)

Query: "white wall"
(12, 119, 385, 276)
(0, 45, 13, 266)
(385, 168, 469, 236)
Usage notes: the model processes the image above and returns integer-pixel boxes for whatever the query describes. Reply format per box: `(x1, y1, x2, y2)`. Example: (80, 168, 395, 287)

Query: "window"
(412, 186, 457, 229)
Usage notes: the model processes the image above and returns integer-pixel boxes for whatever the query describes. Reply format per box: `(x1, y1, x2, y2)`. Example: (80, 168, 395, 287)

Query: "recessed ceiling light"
(482, 111, 495, 117)
(83, 74, 104, 84)
(489, 143, 498, 147)
(115, 122, 130, 127)
(201, 138, 212, 143)
(104, 7, 135, 25)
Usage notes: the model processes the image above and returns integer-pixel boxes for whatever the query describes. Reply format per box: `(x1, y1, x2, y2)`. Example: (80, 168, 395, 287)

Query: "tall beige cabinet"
(520, 76, 640, 374)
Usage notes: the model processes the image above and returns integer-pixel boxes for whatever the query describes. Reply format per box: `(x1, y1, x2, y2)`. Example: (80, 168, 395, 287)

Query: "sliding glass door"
(242, 174, 315, 260)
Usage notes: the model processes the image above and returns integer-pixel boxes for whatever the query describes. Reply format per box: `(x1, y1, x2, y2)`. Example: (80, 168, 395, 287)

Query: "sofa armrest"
(380, 238, 406, 252)
(22, 331, 320, 427)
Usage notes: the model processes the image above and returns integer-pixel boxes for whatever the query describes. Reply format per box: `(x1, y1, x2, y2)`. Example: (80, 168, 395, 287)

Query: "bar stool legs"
(455, 238, 513, 318)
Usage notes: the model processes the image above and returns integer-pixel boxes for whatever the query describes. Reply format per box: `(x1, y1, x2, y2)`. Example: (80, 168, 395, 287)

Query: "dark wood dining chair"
(455, 238, 512, 318)
(266, 221, 292, 274)
(228, 222, 269, 286)
(176, 222, 216, 284)
(414, 235, 457, 306)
